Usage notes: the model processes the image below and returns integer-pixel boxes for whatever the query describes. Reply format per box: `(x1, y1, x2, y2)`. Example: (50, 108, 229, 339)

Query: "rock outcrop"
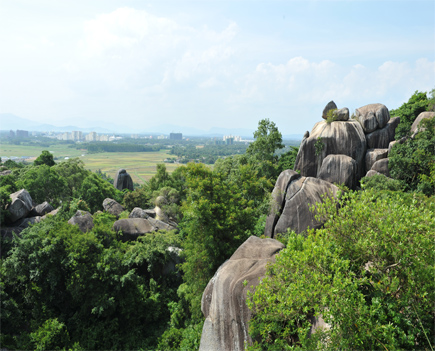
(29, 201, 54, 217)
(199, 236, 284, 351)
(8, 189, 33, 222)
(103, 198, 125, 217)
(113, 169, 134, 191)
(264, 171, 339, 238)
(354, 103, 390, 133)
(322, 100, 337, 119)
(411, 111, 435, 136)
(317, 154, 358, 189)
(294, 120, 366, 181)
(365, 149, 388, 172)
(68, 210, 94, 233)
(113, 216, 176, 240)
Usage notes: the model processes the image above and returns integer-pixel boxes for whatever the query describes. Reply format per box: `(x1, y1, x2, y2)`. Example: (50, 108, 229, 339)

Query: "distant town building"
(85, 132, 97, 142)
(16, 130, 29, 138)
(170, 133, 182, 140)
(157, 135, 167, 140)
(71, 131, 82, 141)
(9, 130, 15, 138)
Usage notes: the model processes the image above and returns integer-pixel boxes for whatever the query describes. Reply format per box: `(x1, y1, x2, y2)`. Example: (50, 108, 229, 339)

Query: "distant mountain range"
(0, 113, 302, 140)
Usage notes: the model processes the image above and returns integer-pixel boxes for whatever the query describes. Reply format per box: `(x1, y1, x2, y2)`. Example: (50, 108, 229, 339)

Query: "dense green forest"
(1, 91, 434, 350)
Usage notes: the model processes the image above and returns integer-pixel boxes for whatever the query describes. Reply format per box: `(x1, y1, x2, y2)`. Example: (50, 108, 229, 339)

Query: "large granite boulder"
(365, 149, 388, 173)
(29, 201, 54, 217)
(365, 117, 400, 149)
(411, 111, 435, 136)
(264, 170, 301, 238)
(322, 101, 337, 119)
(129, 207, 150, 219)
(199, 236, 285, 351)
(113, 169, 134, 191)
(8, 189, 33, 223)
(371, 158, 390, 177)
(294, 120, 366, 179)
(113, 218, 155, 240)
(68, 210, 94, 233)
(317, 154, 358, 189)
(266, 175, 339, 238)
(1, 216, 41, 239)
(332, 107, 350, 121)
(355, 103, 390, 133)
(103, 198, 125, 217)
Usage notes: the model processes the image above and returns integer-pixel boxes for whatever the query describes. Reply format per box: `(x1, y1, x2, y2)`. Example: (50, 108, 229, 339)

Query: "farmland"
(0, 143, 180, 184)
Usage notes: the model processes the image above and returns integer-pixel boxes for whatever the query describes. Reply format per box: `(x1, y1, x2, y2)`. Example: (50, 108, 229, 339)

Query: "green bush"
(248, 190, 435, 350)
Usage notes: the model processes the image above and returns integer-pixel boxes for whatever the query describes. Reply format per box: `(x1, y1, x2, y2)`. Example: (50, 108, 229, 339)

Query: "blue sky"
(1, 0, 434, 134)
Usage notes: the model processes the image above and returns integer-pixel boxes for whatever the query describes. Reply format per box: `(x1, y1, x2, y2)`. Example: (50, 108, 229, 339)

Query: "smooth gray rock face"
(355, 103, 390, 133)
(112, 217, 175, 240)
(199, 236, 284, 351)
(264, 170, 301, 238)
(129, 207, 149, 219)
(365, 170, 382, 177)
(365, 149, 388, 173)
(68, 210, 94, 233)
(333, 107, 350, 121)
(113, 218, 154, 240)
(371, 158, 389, 177)
(273, 177, 339, 237)
(29, 202, 54, 217)
(317, 154, 358, 189)
(144, 209, 156, 218)
(365, 125, 391, 149)
(411, 111, 435, 136)
(386, 116, 400, 140)
(294, 120, 366, 180)
(8, 189, 33, 223)
(0, 170, 12, 176)
(41, 207, 60, 220)
(322, 101, 337, 119)
(113, 169, 134, 191)
(103, 198, 125, 217)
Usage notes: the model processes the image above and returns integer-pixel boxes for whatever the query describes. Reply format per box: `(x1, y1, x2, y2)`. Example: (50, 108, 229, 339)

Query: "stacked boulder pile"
(1, 189, 58, 238)
(199, 100, 406, 350)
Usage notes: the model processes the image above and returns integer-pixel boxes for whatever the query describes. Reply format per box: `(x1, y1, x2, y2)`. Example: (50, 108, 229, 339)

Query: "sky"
(0, 0, 434, 135)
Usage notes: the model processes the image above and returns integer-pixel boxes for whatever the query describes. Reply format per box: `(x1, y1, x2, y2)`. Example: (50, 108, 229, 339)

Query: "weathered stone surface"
(144, 209, 156, 218)
(113, 218, 155, 240)
(333, 107, 350, 121)
(264, 170, 301, 238)
(41, 207, 60, 220)
(317, 154, 358, 189)
(199, 236, 285, 351)
(273, 177, 339, 237)
(154, 205, 168, 222)
(386, 116, 400, 140)
(365, 125, 391, 149)
(365, 149, 388, 173)
(365, 170, 382, 177)
(103, 198, 125, 217)
(147, 217, 176, 231)
(8, 189, 33, 223)
(113, 169, 134, 191)
(411, 111, 435, 136)
(355, 103, 390, 133)
(0, 170, 12, 176)
(29, 201, 54, 217)
(129, 207, 149, 219)
(322, 100, 337, 119)
(68, 210, 94, 233)
(371, 158, 389, 177)
(294, 120, 366, 179)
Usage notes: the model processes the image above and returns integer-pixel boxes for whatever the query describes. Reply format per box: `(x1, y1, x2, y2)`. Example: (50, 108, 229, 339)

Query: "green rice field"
(0, 144, 180, 184)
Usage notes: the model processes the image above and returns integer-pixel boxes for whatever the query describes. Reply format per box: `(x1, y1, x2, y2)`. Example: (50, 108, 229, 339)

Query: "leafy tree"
(248, 190, 435, 350)
(277, 146, 299, 173)
(34, 150, 56, 167)
(54, 158, 90, 196)
(389, 116, 435, 195)
(16, 165, 68, 207)
(246, 119, 285, 180)
(1, 213, 182, 350)
(3, 159, 25, 169)
(360, 173, 405, 192)
(391, 91, 429, 139)
(76, 173, 122, 213)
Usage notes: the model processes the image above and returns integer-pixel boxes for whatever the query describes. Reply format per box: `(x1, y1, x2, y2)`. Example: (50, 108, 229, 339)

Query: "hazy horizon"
(1, 0, 434, 135)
